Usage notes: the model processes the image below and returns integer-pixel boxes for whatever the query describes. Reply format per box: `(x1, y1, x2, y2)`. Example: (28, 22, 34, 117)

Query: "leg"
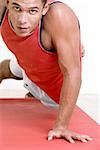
(25, 92, 34, 98)
(0, 59, 23, 83)
(10, 57, 34, 98)
(23, 73, 59, 107)
(0, 57, 34, 98)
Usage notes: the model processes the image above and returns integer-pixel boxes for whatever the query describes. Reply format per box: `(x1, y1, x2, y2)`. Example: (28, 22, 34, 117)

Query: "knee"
(0, 59, 22, 82)
(0, 59, 10, 82)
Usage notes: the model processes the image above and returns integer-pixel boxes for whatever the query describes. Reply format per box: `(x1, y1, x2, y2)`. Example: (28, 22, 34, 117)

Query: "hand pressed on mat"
(48, 128, 92, 143)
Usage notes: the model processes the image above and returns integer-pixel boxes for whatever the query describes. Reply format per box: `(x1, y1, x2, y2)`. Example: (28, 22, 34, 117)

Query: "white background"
(0, 0, 100, 97)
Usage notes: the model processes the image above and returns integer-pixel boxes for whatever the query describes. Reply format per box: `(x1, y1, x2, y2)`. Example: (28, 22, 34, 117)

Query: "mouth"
(17, 26, 29, 32)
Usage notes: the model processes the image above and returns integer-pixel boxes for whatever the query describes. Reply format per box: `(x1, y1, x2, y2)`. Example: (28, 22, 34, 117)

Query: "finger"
(48, 135, 53, 141)
(87, 137, 92, 141)
(48, 131, 54, 141)
(81, 135, 92, 141)
(73, 134, 92, 142)
(48, 130, 57, 141)
(48, 132, 61, 141)
(68, 138, 75, 144)
(81, 138, 88, 143)
(64, 136, 75, 144)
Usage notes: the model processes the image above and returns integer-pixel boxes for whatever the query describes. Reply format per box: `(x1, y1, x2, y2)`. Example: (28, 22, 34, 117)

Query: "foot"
(25, 92, 34, 98)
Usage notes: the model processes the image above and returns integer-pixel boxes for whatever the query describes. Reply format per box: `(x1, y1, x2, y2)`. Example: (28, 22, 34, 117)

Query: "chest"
(40, 26, 54, 52)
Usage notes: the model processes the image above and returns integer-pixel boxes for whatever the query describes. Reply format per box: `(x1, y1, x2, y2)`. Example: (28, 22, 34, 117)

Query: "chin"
(16, 32, 30, 37)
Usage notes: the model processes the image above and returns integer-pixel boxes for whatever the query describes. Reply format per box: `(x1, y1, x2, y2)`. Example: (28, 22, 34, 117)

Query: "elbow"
(63, 67, 82, 84)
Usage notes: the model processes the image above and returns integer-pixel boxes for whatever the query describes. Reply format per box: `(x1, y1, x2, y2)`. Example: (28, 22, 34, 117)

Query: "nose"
(17, 12, 28, 25)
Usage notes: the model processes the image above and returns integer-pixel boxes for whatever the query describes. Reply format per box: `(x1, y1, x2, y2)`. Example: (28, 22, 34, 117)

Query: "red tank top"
(1, 12, 63, 103)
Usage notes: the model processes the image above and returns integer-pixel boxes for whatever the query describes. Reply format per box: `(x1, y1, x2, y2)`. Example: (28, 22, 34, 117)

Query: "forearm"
(54, 70, 81, 129)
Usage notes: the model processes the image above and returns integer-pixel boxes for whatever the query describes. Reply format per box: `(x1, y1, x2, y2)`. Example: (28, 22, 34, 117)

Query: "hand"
(48, 128, 92, 143)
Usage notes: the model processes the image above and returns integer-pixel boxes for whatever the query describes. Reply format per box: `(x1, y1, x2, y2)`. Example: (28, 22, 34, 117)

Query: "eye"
(13, 6, 21, 12)
(29, 9, 38, 15)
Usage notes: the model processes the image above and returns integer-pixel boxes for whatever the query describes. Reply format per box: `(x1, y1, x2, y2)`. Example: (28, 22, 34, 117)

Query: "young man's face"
(7, 0, 48, 37)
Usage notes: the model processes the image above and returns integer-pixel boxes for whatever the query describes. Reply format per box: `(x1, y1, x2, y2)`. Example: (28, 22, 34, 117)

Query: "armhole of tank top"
(38, 1, 64, 53)
(38, 16, 56, 53)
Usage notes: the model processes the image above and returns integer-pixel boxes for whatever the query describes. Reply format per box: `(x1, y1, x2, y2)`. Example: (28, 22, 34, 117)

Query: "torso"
(0, 1, 81, 103)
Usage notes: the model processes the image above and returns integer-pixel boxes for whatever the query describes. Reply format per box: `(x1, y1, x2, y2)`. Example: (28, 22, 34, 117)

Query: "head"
(6, 0, 49, 37)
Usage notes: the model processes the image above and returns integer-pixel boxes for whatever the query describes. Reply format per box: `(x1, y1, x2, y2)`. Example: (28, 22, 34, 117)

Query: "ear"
(42, 2, 50, 15)
(5, 0, 9, 7)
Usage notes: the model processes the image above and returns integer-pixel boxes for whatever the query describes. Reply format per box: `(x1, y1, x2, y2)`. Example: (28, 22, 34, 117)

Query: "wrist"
(54, 121, 67, 130)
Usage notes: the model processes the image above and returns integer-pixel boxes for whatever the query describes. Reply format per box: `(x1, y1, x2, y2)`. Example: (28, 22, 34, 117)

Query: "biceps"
(56, 39, 81, 73)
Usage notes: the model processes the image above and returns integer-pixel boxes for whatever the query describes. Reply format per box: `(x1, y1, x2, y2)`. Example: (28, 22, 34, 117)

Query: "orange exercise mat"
(0, 98, 99, 150)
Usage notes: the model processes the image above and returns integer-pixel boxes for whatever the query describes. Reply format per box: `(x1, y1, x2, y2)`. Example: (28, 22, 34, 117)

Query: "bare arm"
(52, 6, 81, 129)
(47, 3, 92, 143)
(0, 0, 6, 25)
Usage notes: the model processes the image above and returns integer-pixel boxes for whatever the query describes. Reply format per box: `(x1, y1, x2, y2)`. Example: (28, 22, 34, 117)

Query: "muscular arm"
(46, 3, 92, 143)
(52, 7, 81, 129)
(48, 3, 81, 129)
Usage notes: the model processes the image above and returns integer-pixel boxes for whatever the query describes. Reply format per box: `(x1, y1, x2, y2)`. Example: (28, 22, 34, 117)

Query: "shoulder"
(43, 2, 79, 33)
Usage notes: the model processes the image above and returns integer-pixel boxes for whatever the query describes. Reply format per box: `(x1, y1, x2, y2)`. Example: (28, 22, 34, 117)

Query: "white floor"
(0, 80, 99, 125)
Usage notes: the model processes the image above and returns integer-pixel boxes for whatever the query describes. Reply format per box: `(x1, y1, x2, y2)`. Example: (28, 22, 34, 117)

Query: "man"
(0, 0, 91, 143)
